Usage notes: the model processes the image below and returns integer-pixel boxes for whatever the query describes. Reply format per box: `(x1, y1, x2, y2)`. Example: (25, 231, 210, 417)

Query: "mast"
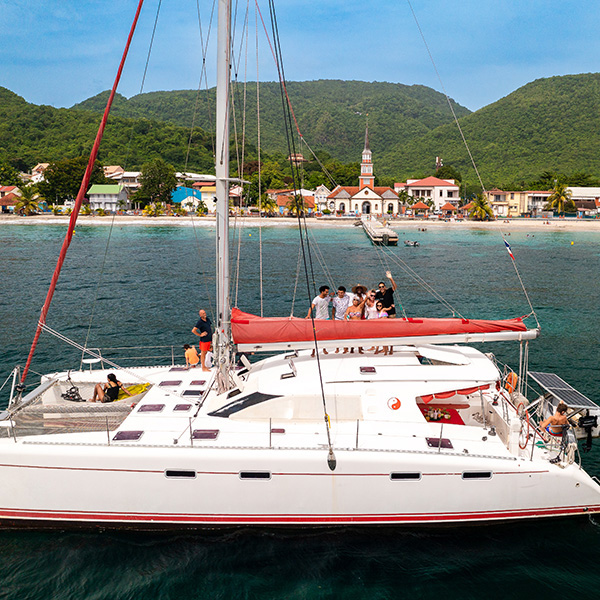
(215, 0, 232, 389)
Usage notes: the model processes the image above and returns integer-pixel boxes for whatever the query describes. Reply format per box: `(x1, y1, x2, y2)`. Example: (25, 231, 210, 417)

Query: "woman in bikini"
(540, 402, 569, 438)
(90, 373, 133, 403)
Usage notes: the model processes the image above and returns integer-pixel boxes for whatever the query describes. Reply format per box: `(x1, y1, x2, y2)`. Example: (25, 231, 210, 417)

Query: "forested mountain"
(73, 80, 470, 166)
(0, 87, 214, 173)
(378, 74, 600, 185)
(2, 74, 600, 189)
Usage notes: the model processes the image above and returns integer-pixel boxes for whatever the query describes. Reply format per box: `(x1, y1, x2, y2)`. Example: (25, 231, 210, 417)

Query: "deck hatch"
(239, 471, 271, 480)
(169, 367, 188, 372)
(462, 471, 492, 480)
(426, 437, 453, 449)
(113, 430, 143, 441)
(182, 390, 202, 397)
(138, 404, 165, 413)
(159, 380, 182, 387)
(190, 380, 207, 386)
(165, 469, 196, 479)
(208, 392, 282, 418)
(390, 472, 421, 481)
(192, 429, 219, 440)
(174, 404, 192, 412)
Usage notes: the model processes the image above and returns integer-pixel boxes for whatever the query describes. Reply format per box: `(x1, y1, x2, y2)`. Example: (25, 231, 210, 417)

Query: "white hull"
(2, 348, 599, 528)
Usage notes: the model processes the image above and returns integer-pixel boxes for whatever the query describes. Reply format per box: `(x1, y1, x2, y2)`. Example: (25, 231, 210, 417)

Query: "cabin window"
(183, 390, 202, 396)
(425, 437, 453, 449)
(113, 430, 143, 441)
(462, 471, 492, 480)
(271, 428, 285, 434)
(174, 404, 192, 412)
(165, 470, 196, 479)
(360, 366, 376, 374)
(390, 472, 421, 481)
(190, 380, 206, 386)
(138, 404, 165, 413)
(192, 429, 219, 440)
(239, 471, 271, 480)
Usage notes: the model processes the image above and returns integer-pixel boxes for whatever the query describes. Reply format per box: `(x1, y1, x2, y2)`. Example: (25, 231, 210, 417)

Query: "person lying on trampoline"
(90, 373, 132, 403)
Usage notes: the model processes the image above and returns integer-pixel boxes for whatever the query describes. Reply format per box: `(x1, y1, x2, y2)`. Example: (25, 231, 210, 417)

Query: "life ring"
(504, 372, 518, 394)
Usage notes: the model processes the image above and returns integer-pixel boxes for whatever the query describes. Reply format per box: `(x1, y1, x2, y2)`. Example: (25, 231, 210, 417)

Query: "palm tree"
(14, 185, 43, 216)
(545, 182, 573, 214)
(287, 194, 305, 217)
(468, 194, 494, 221)
(259, 195, 277, 216)
(143, 202, 166, 217)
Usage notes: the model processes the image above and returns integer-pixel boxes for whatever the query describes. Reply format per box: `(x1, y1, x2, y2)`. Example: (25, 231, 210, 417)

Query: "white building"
(395, 176, 460, 211)
(328, 125, 399, 215)
(87, 184, 129, 212)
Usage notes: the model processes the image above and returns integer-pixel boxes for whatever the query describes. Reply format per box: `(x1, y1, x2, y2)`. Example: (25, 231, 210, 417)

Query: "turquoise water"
(0, 223, 599, 598)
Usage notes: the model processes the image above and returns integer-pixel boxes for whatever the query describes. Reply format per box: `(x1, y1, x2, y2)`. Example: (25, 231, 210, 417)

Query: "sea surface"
(0, 222, 599, 599)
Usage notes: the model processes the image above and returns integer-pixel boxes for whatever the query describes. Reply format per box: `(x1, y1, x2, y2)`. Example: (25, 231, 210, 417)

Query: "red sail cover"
(231, 308, 528, 345)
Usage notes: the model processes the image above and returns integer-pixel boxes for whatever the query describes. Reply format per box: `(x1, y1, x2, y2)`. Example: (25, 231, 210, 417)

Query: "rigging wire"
(267, 0, 336, 470)
(380, 244, 464, 318)
(407, 0, 539, 329)
(185, 0, 217, 171)
(255, 2, 264, 316)
(80, 0, 164, 365)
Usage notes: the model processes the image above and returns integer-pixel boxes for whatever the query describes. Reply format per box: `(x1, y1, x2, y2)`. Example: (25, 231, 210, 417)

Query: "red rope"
(20, 0, 145, 384)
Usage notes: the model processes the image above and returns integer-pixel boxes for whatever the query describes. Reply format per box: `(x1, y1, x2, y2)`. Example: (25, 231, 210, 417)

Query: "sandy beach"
(1, 213, 599, 231)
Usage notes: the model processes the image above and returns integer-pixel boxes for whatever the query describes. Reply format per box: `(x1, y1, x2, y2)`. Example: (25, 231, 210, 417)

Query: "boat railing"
(81, 345, 183, 369)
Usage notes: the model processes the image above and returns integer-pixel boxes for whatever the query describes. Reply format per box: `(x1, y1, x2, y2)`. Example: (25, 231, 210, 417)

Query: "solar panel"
(529, 372, 598, 409)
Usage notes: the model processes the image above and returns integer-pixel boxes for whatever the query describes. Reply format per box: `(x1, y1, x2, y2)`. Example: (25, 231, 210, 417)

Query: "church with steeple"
(327, 123, 399, 216)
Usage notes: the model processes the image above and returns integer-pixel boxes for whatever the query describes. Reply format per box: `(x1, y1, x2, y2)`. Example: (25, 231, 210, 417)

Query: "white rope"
(407, 0, 539, 329)
(381, 244, 464, 318)
(39, 323, 149, 384)
(299, 136, 338, 189)
(255, 2, 264, 316)
(289, 243, 303, 317)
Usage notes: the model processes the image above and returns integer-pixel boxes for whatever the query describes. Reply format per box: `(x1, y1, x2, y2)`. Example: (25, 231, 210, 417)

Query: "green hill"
(380, 73, 600, 185)
(0, 88, 214, 173)
(72, 80, 471, 165)
(3, 74, 600, 188)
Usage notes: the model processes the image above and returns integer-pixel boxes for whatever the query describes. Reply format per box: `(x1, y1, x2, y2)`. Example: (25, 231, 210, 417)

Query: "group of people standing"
(306, 272, 398, 355)
(307, 272, 397, 322)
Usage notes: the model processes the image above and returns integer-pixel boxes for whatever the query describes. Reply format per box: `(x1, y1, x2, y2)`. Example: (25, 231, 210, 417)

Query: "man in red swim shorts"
(192, 309, 213, 372)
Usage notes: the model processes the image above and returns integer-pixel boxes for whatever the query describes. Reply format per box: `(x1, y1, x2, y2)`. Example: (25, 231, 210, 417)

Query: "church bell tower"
(359, 121, 374, 190)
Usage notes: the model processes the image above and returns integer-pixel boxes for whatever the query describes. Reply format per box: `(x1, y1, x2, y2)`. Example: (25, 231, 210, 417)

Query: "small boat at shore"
(404, 240, 420, 247)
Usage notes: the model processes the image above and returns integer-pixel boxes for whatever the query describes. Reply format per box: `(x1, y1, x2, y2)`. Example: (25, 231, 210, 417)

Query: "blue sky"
(1, 0, 598, 112)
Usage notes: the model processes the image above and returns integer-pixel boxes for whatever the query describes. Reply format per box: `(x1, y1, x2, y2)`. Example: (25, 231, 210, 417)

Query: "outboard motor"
(578, 410, 598, 453)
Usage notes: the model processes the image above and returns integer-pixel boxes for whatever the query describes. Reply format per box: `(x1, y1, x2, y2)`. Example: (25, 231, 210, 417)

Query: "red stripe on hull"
(0, 505, 598, 526)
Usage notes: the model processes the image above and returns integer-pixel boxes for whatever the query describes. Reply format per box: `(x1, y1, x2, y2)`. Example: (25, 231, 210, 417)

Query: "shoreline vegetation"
(1, 214, 600, 231)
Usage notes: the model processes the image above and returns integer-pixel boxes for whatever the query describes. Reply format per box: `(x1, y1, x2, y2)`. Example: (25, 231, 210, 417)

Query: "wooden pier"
(361, 218, 398, 246)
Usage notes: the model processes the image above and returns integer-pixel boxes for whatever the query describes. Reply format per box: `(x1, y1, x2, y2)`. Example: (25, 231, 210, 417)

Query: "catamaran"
(1, 0, 600, 528)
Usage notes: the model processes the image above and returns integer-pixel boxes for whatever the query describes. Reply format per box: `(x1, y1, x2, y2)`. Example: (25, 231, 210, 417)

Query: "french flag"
(504, 239, 515, 260)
